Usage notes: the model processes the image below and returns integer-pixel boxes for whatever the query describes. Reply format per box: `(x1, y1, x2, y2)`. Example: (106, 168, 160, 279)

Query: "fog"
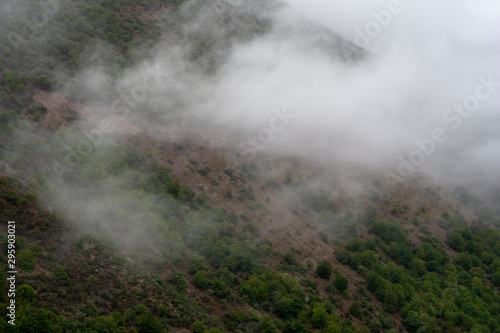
(4, 0, 500, 244)
(56, 0, 500, 206)
(280, 0, 500, 198)
(195, 0, 500, 195)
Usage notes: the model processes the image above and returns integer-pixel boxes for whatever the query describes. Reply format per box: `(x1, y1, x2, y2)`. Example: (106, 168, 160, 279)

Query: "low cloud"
(65, 0, 500, 203)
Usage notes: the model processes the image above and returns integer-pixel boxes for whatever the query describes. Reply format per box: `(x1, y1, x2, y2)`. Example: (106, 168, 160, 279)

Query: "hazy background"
(3, 0, 496, 219)
(281, 0, 500, 198)
(195, 0, 500, 197)
(62, 0, 500, 205)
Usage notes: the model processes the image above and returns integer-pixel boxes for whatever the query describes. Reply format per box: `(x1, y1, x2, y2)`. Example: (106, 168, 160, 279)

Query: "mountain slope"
(0, 1, 499, 332)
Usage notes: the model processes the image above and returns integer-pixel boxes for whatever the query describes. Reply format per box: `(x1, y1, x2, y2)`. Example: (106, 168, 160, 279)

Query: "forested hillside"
(1, 0, 500, 332)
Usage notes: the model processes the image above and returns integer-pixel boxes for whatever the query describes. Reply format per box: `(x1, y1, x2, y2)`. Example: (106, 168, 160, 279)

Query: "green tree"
(192, 321, 207, 333)
(346, 238, 365, 252)
(212, 280, 230, 299)
(51, 265, 69, 285)
(193, 271, 211, 290)
(283, 320, 307, 333)
(325, 322, 342, 333)
(17, 284, 36, 303)
(311, 303, 328, 329)
(356, 250, 379, 268)
(18, 243, 40, 272)
(447, 229, 465, 251)
(260, 316, 278, 333)
(136, 311, 167, 333)
(316, 260, 333, 279)
(333, 271, 348, 292)
(170, 272, 187, 293)
(189, 255, 206, 275)
(366, 271, 383, 293)
(18, 308, 62, 332)
(492, 269, 500, 287)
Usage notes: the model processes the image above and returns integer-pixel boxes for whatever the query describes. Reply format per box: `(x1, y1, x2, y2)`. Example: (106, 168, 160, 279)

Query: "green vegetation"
(239, 270, 306, 319)
(316, 260, 333, 279)
(0, 0, 499, 332)
(341, 219, 500, 331)
(333, 271, 348, 292)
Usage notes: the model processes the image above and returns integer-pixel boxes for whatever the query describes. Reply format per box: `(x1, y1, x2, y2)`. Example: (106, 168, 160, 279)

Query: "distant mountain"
(0, 1, 499, 332)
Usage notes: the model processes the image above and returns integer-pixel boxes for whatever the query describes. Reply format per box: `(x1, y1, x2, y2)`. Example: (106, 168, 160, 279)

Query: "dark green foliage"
(346, 237, 365, 252)
(386, 242, 413, 267)
(136, 311, 167, 332)
(189, 255, 206, 275)
(239, 270, 306, 319)
(212, 280, 230, 299)
(310, 303, 328, 329)
(228, 211, 238, 224)
(244, 221, 260, 236)
(283, 320, 307, 333)
(351, 222, 500, 332)
(18, 243, 40, 272)
(170, 272, 187, 294)
(3, 70, 26, 92)
(414, 242, 449, 273)
(208, 241, 264, 274)
(194, 271, 211, 290)
(0, 2, 499, 332)
(27, 102, 47, 116)
(366, 271, 383, 293)
(492, 270, 500, 287)
(16, 284, 36, 303)
(31, 74, 54, 91)
(192, 321, 207, 333)
(353, 249, 379, 268)
(79, 300, 99, 318)
(371, 219, 408, 244)
(259, 316, 278, 333)
(222, 310, 260, 331)
(349, 301, 363, 319)
(333, 271, 348, 292)
(51, 265, 69, 284)
(2, 191, 24, 206)
(447, 228, 466, 251)
(17, 307, 62, 332)
(335, 250, 352, 265)
(316, 260, 333, 279)
(150, 166, 195, 203)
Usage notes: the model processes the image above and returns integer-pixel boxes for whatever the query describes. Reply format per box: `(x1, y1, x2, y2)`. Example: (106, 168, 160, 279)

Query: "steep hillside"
(1, 1, 500, 333)
(1, 132, 500, 332)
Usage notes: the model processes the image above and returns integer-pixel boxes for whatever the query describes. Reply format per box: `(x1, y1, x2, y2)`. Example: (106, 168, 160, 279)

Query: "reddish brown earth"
(29, 90, 483, 331)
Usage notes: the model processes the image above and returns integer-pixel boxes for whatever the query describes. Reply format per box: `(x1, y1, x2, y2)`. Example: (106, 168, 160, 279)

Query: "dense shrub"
(316, 260, 333, 279)
(193, 271, 211, 290)
(333, 271, 348, 292)
(16, 284, 36, 302)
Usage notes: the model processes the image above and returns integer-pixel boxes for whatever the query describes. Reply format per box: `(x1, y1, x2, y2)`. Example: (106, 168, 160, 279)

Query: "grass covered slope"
(1, 138, 500, 332)
(0, 0, 499, 332)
